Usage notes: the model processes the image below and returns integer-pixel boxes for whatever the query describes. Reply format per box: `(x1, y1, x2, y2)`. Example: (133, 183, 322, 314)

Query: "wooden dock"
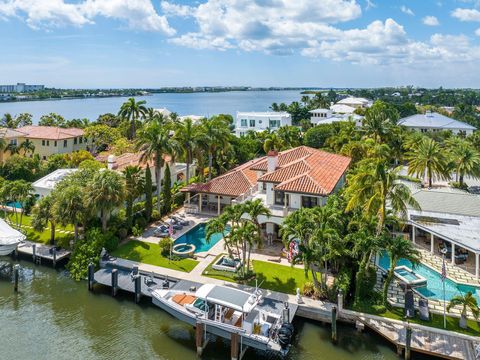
(16, 241, 71, 266)
(341, 310, 478, 360)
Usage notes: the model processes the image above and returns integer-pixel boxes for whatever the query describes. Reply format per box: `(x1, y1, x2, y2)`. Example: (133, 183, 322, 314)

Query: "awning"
(195, 284, 255, 312)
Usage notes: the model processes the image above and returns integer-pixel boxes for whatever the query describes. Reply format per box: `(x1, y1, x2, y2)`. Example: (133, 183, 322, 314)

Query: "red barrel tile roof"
(16, 125, 84, 140)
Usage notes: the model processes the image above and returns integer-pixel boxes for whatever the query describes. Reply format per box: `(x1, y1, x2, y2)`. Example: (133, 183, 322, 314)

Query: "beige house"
(0, 125, 89, 162)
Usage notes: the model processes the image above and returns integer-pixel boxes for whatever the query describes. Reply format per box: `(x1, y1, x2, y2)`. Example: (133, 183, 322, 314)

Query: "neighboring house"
(336, 96, 371, 108)
(0, 128, 27, 162)
(32, 168, 78, 198)
(400, 185, 480, 279)
(398, 111, 476, 135)
(329, 104, 357, 114)
(178, 115, 206, 123)
(182, 146, 351, 240)
(0, 125, 89, 162)
(309, 108, 363, 126)
(234, 111, 292, 137)
(154, 108, 172, 118)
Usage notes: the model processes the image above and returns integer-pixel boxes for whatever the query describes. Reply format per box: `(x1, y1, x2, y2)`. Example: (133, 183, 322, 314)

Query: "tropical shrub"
(151, 209, 161, 221)
(158, 237, 174, 256)
(303, 124, 333, 148)
(302, 281, 315, 297)
(67, 228, 105, 281)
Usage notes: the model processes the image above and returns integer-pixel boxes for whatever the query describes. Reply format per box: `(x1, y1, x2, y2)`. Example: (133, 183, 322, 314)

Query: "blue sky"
(1, 0, 480, 88)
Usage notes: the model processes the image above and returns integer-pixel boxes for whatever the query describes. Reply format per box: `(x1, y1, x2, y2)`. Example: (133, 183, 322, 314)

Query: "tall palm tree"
(382, 236, 420, 306)
(447, 291, 479, 329)
(242, 199, 271, 240)
(32, 195, 57, 244)
(199, 116, 231, 180)
(277, 126, 301, 149)
(447, 139, 480, 186)
(407, 137, 449, 188)
(123, 165, 144, 228)
(54, 184, 85, 241)
(118, 97, 147, 139)
(174, 118, 201, 183)
(362, 101, 399, 143)
(346, 159, 420, 235)
(136, 118, 178, 214)
(85, 170, 125, 232)
(263, 132, 285, 153)
(206, 215, 234, 257)
(6, 142, 19, 155)
(19, 139, 35, 156)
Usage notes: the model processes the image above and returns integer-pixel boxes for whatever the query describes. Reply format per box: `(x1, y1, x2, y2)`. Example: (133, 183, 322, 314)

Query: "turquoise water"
(395, 268, 420, 282)
(174, 223, 226, 253)
(379, 252, 480, 302)
(5, 201, 22, 209)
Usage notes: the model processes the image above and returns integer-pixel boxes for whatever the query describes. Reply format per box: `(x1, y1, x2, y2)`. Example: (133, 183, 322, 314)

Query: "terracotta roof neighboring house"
(0, 128, 27, 138)
(182, 158, 261, 197)
(16, 126, 84, 140)
(97, 152, 173, 172)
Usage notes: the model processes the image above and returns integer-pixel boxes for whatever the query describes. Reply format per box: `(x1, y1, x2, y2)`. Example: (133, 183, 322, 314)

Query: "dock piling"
(405, 325, 412, 360)
(134, 275, 141, 303)
(195, 322, 205, 355)
(87, 263, 94, 291)
(111, 269, 118, 297)
(13, 264, 19, 292)
(52, 247, 57, 267)
(32, 244, 36, 263)
(331, 305, 337, 344)
(231, 333, 240, 360)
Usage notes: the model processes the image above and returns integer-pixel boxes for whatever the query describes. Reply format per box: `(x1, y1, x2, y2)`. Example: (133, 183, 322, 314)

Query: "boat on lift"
(0, 219, 25, 256)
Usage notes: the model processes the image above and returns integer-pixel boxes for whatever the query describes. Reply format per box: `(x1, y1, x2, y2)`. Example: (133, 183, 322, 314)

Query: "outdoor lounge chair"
(172, 215, 189, 226)
(404, 288, 415, 318)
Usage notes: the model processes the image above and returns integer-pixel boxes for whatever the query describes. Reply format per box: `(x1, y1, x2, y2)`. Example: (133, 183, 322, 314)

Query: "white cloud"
(0, 0, 175, 34)
(160, 1, 194, 17)
(422, 15, 440, 26)
(476, 28, 480, 36)
(400, 5, 414, 16)
(452, 8, 480, 22)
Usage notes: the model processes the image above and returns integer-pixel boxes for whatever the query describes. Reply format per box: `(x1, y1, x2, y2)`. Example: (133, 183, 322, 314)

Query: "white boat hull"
(0, 242, 18, 256)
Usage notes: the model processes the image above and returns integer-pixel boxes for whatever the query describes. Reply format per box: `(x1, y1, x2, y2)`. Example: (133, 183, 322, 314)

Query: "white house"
(329, 104, 357, 114)
(32, 169, 78, 198)
(337, 97, 371, 108)
(234, 111, 292, 137)
(399, 111, 476, 135)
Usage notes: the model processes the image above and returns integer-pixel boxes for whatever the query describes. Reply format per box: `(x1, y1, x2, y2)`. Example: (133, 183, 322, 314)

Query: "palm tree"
(407, 137, 449, 188)
(123, 165, 144, 229)
(54, 184, 85, 241)
(16, 181, 33, 227)
(362, 101, 399, 143)
(136, 118, 178, 214)
(447, 292, 479, 329)
(199, 116, 231, 180)
(447, 139, 480, 186)
(242, 199, 271, 240)
(6, 142, 19, 155)
(346, 159, 420, 235)
(206, 215, 234, 257)
(263, 132, 285, 153)
(32, 195, 57, 244)
(382, 236, 421, 306)
(118, 97, 147, 139)
(19, 139, 35, 156)
(85, 170, 125, 232)
(277, 126, 302, 149)
(174, 118, 201, 183)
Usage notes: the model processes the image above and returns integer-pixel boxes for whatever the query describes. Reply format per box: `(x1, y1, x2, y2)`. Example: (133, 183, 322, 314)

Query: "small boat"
(151, 283, 294, 355)
(0, 219, 25, 256)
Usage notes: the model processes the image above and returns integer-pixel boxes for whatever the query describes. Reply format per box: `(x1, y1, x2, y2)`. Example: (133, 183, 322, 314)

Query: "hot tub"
(394, 265, 427, 287)
(172, 243, 196, 258)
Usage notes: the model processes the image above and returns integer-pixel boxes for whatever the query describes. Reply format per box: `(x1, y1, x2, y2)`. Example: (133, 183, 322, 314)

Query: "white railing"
(231, 187, 257, 204)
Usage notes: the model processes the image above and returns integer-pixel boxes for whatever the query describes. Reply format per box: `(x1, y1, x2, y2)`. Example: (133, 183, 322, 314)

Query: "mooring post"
(111, 269, 118, 297)
(337, 289, 344, 312)
(13, 264, 19, 292)
(87, 263, 94, 291)
(32, 244, 36, 263)
(331, 305, 337, 344)
(52, 247, 57, 268)
(231, 333, 239, 360)
(134, 275, 141, 303)
(405, 325, 412, 360)
(195, 321, 205, 355)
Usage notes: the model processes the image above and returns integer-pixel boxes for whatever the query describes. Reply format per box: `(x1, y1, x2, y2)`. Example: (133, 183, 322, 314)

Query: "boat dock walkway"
(16, 241, 70, 266)
(341, 310, 478, 360)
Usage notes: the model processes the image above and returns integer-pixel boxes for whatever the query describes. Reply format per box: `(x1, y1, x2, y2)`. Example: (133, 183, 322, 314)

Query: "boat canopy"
(0, 219, 25, 245)
(195, 284, 256, 312)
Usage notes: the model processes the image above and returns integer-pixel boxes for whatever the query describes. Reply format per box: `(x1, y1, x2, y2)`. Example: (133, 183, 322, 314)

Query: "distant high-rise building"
(0, 83, 44, 93)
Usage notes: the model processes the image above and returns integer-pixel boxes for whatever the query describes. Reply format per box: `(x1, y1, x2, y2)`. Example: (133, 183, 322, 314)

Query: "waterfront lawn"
(112, 240, 199, 273)
(352, 301, 480, 337)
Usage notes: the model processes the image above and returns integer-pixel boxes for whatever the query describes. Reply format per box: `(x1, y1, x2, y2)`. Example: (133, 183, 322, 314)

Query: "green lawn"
(202, 256, 308, 294)
(112, 240, 199, 273)
(1, 212, 73, 248)
(351, 301, 480, 337)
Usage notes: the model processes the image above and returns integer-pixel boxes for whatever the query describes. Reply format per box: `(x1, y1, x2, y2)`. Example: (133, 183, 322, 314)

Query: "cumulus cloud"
(400, 5, 415, 16)
(0, 0, 175, 34)
(423, 15, 440, 26)
(452, 8, 480, 22)
(476, 28, 480, 36)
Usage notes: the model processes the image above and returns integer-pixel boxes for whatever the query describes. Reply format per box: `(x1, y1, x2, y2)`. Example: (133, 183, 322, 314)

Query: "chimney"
(107, 155, 117, 170)
(267, 150, 278, 173)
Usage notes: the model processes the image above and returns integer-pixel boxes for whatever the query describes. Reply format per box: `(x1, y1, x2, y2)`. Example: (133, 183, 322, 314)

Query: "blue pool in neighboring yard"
(5, 201, 22, 209)
(379, 252, 480, 302)
(174, 223, 227, 253)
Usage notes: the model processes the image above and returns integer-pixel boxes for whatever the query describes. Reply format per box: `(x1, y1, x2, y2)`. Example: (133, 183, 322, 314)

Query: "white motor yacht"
(0, 219, 25, 256)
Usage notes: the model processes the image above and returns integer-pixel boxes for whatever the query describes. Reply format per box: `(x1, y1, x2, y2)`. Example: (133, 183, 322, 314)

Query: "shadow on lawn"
(251, 273, 298, 295)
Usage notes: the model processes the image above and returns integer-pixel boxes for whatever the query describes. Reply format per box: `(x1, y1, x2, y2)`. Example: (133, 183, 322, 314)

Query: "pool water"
(395, 268, 419, 282)
(174, 223, 227, 253)
(5, 201, 22, 209)
(379, 252, 480, 302)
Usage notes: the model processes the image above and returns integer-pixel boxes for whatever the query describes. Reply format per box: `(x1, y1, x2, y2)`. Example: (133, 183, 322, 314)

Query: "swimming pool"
(5, 201, 22, 209)
(379, 252, 480, 303)
(174, 223, 227, 253)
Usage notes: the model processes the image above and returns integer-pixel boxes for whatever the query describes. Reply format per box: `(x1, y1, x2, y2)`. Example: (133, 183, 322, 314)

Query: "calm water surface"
(0, 91, 303, 122)
(0, 259, 432, 360)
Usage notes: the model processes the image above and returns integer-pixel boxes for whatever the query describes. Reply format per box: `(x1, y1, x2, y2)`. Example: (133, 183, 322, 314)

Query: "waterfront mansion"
(0, 125, 89, 162)
(182, 146, 351, 240)
(234, 111, 292, 137)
